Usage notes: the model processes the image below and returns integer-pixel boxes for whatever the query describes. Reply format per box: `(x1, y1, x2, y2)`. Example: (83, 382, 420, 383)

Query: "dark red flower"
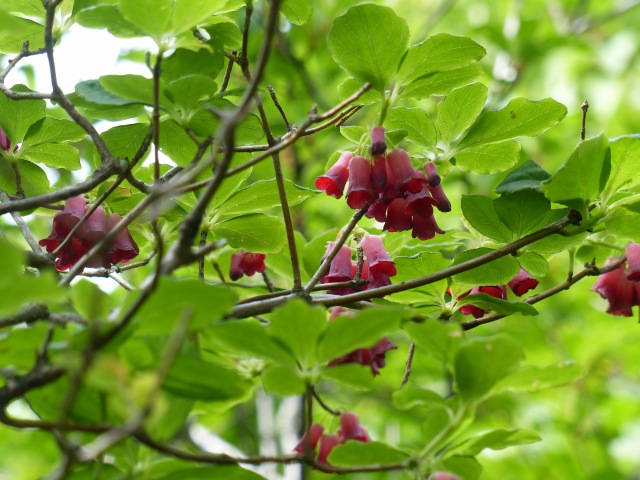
(423, 161, 441, 187)
(0, 127, 13, 152)
(337, 412, 371, 443)
(405, 188, 437, 217)
(365, 200, 388, 222)
(386, 149, 425, 194)
(322, 243, 353, 284)
(317, 434, 340, 465)
(460, 285, 507, 318)
(411, 213, 445, 241)
(361, 235, 396, 277)
(346, 155, 376, 209)
(428, 183, 451, 212)
(105, 214, 140, 265)
(626, 243, 640, 281)
(315, 151, 353, 199)
(370, 126, 387, 155)
(508, 268, 539, 296)
(229, 250, 266, 281)
(429, 473, 461, 480)
(370, 154, 388, 193)
(384, 198, 412, 232)
(592, 258, 637, 316)
(294, 423, 324, 454)
(328, 337, 397, 375)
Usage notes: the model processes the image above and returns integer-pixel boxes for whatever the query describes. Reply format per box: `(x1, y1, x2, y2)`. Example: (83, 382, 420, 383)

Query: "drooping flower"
(592, 258, 637, 316)
(346, 155, 376, 209)
(428, 183, 451, 212)
(429, 473, 461, 480)
(508, 268, 539, 296)
(384, 198, 412, 232)
(423, 161, 441, 187)
(322, 243, 353, 284)
(365, 200, 388, 222)
(105, 214, 140, 265)
(459, 285, 508, 318)
(411, 213, 445, 241)
(386, 149, 425, 194)
(315, 151, 353, 199)
(360, 235, 396, 278)
(405, 188, 437, 218)
(229, 250, 266, 281)
(328, 337, 397, 375)
(317, 434, 340, 465)
(294, 424, 324, 454)
(337, 412, 371, 443)
(370, 126, 387, 155)
(626, 243, 640, 281)
(370, 154, 388, 193)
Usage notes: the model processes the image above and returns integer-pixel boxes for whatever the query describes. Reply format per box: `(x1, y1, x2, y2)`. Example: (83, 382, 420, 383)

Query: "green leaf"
(527, 210, 589, 255)
(19, 143, 81, 170)
(494, 191, 551, 239)
(316, 308, 403, 363)
(449, 428, 541, 456)
(328, 441, 409, 467)
(320, 363, 375, 390)
(203, 320, 296, 366)
(459, 97, 567, 149)
(437, 83, 488, 146)
(164, 75, 217, 111)
(119, 0, 173, 40)
(0, 0, 44, 19)
(170, 0, 225, 35)
(328, 4, 410, 91)
(457, 293, 538, 316)
(339, 125, 367, 144)
(603, 135, 640, 201)
(262, 364, 306, 396)
(386, 107, 437, 149)
(437, 456, 482, 480)
(100, 75, 166, 106)
(541, 133, 611, 215)
(605, 207, 640, 243)
(0, 85, 46, 143)
(0, 157, 49, 197)
(100, 123, 150, 161)
(455, 141, 521, 174)
(75, 79, 138, 106)
(452, 248, 520, 286)
(518, 252, 549, 277)
(0, 241, 64, 316)
(495, 160, 551, 194)
(203, 17, 242, 50)
(337, 77, 379, 105)
(265, 299, 326, 368)
(148, 465, 267, 480)
(22, 118, 87, 147)
(454, 335, 524, 401)
(74, 5, 143, 38)
(218, 179, 317, 217)
(211, 214, 285, 254)
(209, 165, 252, 212)
(388, 252, 450, 304)
(398, 34, 486, 84)
(402, 320, 463, 365)
(162, 46, 225, 82)
(461, 195, 513, 243)
(0, 10, 44, 53)
(392, 385, 446, 410)
(281, 0, 313, 25)
(399, 64, 483, 101)
(496, 362, 585, 393)
(164, 356, 251, 401)
(134, 278, 236, 335)
(158, 120, 198, 167)
(71, 279, 110, 322)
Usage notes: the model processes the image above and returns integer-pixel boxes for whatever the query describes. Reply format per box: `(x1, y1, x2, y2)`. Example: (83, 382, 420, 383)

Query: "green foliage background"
(0, 0, 640, 479)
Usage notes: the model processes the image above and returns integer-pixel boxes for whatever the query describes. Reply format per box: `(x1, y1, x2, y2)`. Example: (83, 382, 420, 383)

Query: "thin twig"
(400, 343, 416, 388)
(268, 85, 291, 131)
(580, 99, 589, 141)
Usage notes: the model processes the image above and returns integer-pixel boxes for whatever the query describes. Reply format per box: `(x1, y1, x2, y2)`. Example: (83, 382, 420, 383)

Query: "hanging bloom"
(317, 434, 340, 465)
(346, 155, 376, 209)
(361, 235, 396, 278)
(405, 188, 437, 217)
(365, 200, 388, 222)
(294, 424, 324, 454)
(429, 473, 461, 480)
(105, 214, 140, 265)
(508, 268, 539, 296)
(592, 258, 636, 316)
(460, 285, 507, 318)
(423, 161, 441, 187)
(322, 243, 353, 284)
(428, 183, 451, 212)
(626, 243, 640, 281)
(370, 154, 388, 193)
(337, 412, 371, 443)
(328, 337, 397, 375)
(370, 126, 387, 155)
(315, 151, 353, 199)
(229, 250, 267, 281)
(386, 149, 425, 194)
(384, 198, 412, 232)
(411, 213, 445, 241)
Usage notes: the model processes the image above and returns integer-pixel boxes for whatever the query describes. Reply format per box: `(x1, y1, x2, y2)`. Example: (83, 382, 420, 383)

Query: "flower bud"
(370, 126, 387, 155)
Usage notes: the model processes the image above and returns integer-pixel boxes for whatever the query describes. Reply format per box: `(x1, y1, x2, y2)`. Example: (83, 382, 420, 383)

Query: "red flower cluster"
(314, 128, 448, 241)
(321, 234, 397, 294)
(459, 268, 539, 318)
(294, 412, 371, 465)
(229, 250, 266, 281)
(39, 196, 139, 271)
(592, 244, 640, 316)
